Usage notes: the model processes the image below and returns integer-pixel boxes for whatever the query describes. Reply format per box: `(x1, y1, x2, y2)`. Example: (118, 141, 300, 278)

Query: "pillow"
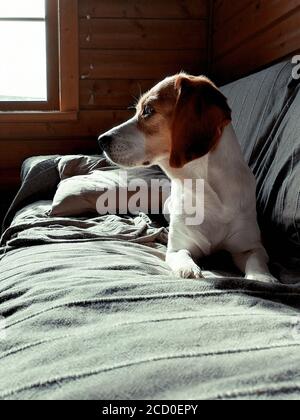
(2, 156, 60, 233)
(221, 60, 296, 165)
(58, 154, 115, 180)
(51, 156, 170, 217)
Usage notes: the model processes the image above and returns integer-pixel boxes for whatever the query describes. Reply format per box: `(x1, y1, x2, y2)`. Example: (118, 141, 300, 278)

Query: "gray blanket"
(1, 202, 300, 400)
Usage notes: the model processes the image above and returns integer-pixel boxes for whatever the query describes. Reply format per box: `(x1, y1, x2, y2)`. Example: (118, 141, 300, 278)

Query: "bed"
(0, 59, 299, 400)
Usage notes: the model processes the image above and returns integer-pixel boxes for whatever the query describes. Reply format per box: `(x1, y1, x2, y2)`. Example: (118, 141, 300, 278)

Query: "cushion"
(221, 60, 297, 164)
(58, 154, 115, 180)
(221, 59, 300, 258)
(51, 155, 170, 217)
(2, 156, 60, 233)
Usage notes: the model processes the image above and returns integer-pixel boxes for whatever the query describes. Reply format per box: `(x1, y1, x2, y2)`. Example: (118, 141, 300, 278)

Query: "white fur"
(159, 124, 276, 282)
(102, 117, 147, 168)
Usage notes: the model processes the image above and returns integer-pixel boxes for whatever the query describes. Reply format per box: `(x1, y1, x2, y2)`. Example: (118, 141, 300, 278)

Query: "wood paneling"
(80, 79, 157, 110)
(80, 18, 206, 50)
(0, 110, 131, 189)
(213, 0, 300, 82)
(80, 50, 205, 80)
(214, 0, 300, 59)
(213, 0, 253, 28)
(79, 0, 208, 110)
(0, 138, 97, 180)
(0, 0, 208, 194)
(0, 111, 131, 140)
(79, 0, 208, 19)
(0, 138, 95, 191)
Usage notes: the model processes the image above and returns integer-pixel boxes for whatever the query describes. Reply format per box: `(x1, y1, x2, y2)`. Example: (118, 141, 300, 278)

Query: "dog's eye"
(142, 105, 155, 118)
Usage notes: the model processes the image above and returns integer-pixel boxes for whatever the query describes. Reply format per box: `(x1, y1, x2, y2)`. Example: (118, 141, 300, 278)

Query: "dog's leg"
(166, 249, 203, 279)
(232, 247, 278, 284)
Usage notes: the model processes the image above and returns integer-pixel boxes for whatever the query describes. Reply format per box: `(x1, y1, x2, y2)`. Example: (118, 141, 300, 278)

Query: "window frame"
(0, 0, 79, 122)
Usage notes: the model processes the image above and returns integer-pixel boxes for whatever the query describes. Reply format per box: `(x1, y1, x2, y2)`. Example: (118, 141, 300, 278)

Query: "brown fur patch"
(170, 75, 232, 168)
(136, 77, 177, 138)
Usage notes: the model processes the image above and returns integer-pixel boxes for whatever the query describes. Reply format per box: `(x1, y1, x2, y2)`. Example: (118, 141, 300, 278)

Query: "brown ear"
(169, 75, 232, 168)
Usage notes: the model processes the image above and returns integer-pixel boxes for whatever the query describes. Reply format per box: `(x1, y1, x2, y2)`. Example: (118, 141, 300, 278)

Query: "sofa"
(0, 59, 299, 400)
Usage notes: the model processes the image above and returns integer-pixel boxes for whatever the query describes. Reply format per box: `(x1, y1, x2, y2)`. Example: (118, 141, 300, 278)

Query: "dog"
(98, 74, 277, 283)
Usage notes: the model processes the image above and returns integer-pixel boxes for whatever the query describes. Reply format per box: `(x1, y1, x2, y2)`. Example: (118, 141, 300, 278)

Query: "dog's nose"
(98, 134, 113, 151)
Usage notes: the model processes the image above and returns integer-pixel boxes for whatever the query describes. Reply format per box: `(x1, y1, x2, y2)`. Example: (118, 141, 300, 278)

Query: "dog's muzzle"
(98, 133, 113, 152)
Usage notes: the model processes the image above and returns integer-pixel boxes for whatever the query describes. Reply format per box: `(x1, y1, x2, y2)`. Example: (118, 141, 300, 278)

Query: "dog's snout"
(98, 134, 113, 151)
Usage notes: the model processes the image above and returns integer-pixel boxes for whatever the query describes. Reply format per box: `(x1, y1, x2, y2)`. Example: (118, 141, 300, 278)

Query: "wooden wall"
(78, 0, 208, 113)
(0, 0, 209, 205)
(212, 0, 300, 82)
(4, 0, 300, 220)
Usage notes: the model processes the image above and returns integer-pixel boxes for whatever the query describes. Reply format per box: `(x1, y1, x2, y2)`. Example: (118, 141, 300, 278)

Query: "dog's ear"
(170, 75, 232, 168)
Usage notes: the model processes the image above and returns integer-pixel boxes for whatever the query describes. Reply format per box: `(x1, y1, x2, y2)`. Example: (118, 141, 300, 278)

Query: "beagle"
(98, 74, 277, 283)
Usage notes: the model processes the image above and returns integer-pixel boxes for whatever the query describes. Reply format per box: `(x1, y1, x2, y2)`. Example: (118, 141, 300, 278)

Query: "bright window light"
(0, 0, 45, 19)
(0, 0, 47, 102)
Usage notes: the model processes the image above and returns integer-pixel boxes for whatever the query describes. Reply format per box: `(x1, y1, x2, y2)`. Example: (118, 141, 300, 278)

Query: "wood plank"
(0, 138, 97, 172)
(0, 110, 132, 139)
(80, 79, 157, 109)
(213, 0, 254, 29)
(80, 50, 206, 80)
(79, 0, 208, 19)
(79, 18, 207, 50)
(214, 0, 300, 59)
(0, 111, 78, 123)
(214, 9, 300, 82)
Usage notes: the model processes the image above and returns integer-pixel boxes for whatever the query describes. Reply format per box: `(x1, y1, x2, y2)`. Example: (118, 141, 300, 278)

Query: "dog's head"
(98, 74, 232, 169)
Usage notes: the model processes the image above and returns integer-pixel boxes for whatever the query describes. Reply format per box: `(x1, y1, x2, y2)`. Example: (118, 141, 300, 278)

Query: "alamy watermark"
(0, 316, 6, 341)
(96, 171, 205, 226)
(292, 55, 300, 80)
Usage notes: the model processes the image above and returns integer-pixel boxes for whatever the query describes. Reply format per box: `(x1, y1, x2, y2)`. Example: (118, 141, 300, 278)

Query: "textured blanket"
(0, 202, 300, 400)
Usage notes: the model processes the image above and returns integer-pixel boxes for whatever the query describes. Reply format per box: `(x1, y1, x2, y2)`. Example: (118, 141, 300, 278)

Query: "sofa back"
(222, 60, 300, 264)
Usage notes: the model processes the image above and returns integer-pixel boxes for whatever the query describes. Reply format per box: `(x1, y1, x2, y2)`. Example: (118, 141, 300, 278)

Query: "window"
(0, 0, 59, 110)
(0, 0, 79, 121)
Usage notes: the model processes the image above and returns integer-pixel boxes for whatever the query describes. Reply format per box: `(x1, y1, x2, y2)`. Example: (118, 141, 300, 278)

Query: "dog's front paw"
(173, 263, 204, 280)
(246, 273, 278, 284)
